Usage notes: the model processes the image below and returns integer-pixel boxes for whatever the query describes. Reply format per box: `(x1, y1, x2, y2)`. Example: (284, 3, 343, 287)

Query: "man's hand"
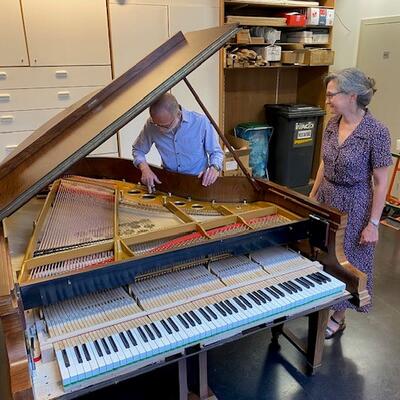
(198, 165, 219, 187)
(139, 162, 161, 193)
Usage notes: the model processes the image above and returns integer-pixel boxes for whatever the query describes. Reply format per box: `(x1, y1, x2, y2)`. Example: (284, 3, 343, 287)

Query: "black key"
(225, 299, 238, 313)
(301, 276, 315, 287)
(233, 297, 247, 310)
(151, 322, 162, 338)
(62, 349, 70, 368)
(219, 301, 233, 315)
(108, 336, 118, 352)
(308, 274, 323, 285)
(183, 312, 196, 327)
(317, 272, 331, 282)
(127, 330, 138, 346)
(265, 287, 279, 299)
(94, 340, 103, 357)
(74, 346, 83, 364)
(119, 332, 130, 348)
(271, 285, 285, 297)
(137, 326, 149, 342)
(279, 283, 292, 294)
(168, 317, 180, 332)
(101, 338, 111, 355)
(205, 306, 218, 319)
(257, 289, 271, 302)
(82, 343, 91, 361)
(247, 292, 261, 306)
(288, 280, 302, 291)
(177, 314, 190, 329)
(144, 324, 156, 340)
(252, 291, 266, 304)
(239, 295, 253, 308)
(190, 310, 202, 325)
(161, 319, 173, 334)
(199, 308, 212, 322)
(214, 303, 227, 317)
(284, 281, 298, 293)
(310, 273, 324, 283)
(296, 277, 310, 289)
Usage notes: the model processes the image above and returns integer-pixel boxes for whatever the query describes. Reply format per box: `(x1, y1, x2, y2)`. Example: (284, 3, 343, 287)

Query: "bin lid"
(234, 122, 273, 132)
(264, 104, 325, 118)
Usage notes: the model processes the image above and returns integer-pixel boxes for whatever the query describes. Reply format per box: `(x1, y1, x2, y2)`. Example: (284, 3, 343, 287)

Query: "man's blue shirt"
(132, 108, 223, 175)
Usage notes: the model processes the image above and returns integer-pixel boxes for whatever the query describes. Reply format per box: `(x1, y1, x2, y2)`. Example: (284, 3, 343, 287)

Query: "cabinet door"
(109, 2, 168, 163)
(21, 0, 110, 66)
(170, 3, 219, 121)
(0, 0, 29, 66)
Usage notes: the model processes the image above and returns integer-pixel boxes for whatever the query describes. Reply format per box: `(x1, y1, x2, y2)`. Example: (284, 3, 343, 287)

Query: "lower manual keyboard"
(53, 266, 345, 387)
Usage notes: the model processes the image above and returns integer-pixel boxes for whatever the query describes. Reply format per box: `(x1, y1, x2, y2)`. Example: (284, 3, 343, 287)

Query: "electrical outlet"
(396, 139, 400, 152)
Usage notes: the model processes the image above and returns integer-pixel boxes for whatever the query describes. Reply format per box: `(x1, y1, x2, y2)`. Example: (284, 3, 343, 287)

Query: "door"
(357, 16, 400, 195)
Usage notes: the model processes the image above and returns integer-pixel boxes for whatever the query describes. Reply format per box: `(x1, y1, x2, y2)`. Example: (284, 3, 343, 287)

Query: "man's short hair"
(150, 93, 179, 116)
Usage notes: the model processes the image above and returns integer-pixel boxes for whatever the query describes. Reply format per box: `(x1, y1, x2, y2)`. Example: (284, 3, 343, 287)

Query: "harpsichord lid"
(0, 24, 240, 220)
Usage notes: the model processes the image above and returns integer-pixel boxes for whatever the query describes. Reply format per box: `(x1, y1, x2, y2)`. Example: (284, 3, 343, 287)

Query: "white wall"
(333, 0, 400, 69)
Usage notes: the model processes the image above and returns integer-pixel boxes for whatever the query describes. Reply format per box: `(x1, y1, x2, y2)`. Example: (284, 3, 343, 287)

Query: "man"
(132, 93, 224, 192)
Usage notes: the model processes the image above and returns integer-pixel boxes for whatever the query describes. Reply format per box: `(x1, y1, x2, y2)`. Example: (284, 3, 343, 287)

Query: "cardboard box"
(256, 45, 282, 62)
(250, 36, 265, 44)
(281, 50, 296, 64)
(222, 134, 251, 177)
(295, 49, 334, 65)
(326, 9, 335, 26)
(236, 29, 251, 44)
(306, 8, 320, 25)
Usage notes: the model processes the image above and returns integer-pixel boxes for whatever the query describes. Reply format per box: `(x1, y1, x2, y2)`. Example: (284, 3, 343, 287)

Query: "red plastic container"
(284, 13, 306, 27)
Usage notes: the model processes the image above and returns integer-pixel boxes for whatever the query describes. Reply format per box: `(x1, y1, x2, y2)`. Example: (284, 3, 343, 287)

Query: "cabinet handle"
(57, 91, 70, 98)
(0, 115, 14, 122)
(0, 72, 7, 80)
(55, 70, 68, 78)
(0, 94, 10, 101)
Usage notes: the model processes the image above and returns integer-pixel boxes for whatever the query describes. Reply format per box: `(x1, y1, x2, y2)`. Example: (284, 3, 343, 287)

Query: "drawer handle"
(0, 93, 10, 101)
(0, 115, 14, 122)
(0, 72, 7, 80)
(55, 70, 68, 78)
(57, 91, 70, 98)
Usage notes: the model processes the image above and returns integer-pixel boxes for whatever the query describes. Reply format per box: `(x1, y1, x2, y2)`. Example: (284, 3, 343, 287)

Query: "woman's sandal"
(325, 316, 346, 339)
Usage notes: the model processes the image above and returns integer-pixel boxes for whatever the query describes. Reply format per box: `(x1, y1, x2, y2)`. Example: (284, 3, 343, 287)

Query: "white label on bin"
(225, 160, 238, 171)
(297, 129, 312, 139)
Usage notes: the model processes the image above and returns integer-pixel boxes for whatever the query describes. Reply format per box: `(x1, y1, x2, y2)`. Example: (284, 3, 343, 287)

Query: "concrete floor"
(1, 224, 399, 400)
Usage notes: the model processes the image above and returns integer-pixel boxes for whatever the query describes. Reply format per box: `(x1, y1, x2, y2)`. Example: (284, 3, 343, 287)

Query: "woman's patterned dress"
(317, 110, 392, 312)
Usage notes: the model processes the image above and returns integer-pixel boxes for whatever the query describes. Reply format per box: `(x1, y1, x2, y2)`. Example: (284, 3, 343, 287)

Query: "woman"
(309, 68, 392, 339)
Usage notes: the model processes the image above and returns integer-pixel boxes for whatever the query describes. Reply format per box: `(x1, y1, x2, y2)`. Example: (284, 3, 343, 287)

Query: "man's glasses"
(150, 111, 181, 130)
(326, 91, 345, 99)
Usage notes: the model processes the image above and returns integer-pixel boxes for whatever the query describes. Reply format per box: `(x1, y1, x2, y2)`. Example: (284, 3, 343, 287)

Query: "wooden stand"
(179, 352, 217, 400)
(271, 307, 330, 375)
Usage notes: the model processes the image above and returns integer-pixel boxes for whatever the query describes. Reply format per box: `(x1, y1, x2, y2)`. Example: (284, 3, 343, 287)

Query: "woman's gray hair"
(324, 67, 377, 109)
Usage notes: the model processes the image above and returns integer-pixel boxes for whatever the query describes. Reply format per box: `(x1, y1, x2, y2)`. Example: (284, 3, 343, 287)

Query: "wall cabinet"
(0, 0, 29, 67)
(0, 1, 116, 162)
(109, 0, 219, 166)
(21, 0, 110, 66)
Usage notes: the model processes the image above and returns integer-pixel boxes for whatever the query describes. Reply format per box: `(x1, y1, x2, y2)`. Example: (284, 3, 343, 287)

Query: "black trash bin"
(264, 104, 325, 188)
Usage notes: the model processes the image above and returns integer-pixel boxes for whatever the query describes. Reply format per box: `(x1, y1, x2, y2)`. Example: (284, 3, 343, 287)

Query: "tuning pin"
(168, 192, 172, 197)
(212, 200, 216, 205)
(188, 196, 192, 202)
(243, 200, 247, 205)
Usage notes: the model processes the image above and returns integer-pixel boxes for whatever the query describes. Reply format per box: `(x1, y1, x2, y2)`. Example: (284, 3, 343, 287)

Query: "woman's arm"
(309, 160, 325, 199)
(360, 166, 390, 244)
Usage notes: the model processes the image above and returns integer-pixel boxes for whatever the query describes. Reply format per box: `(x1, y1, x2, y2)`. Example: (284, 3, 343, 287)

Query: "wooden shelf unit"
(220, 0, 335, 178)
